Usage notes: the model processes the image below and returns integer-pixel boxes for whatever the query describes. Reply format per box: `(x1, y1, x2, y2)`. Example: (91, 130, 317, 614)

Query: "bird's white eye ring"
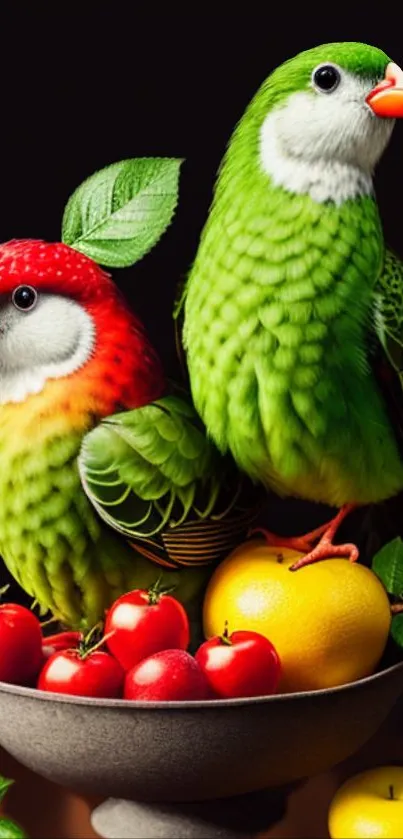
(12, 285, 38, 312)
(312, 63, 341, 94)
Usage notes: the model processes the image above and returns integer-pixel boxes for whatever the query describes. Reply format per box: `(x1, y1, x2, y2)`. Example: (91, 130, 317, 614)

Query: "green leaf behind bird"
(62, 158, 183, 267)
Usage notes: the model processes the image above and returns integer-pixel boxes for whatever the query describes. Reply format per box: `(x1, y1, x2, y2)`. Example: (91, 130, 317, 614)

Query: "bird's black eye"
(312, 64, 341, 93)
(12, 285, 38, 312)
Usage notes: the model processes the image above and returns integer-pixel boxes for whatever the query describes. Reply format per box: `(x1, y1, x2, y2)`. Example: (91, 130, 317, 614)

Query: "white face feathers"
(260, 63, 395, 204)
(0, 289, 95, 404)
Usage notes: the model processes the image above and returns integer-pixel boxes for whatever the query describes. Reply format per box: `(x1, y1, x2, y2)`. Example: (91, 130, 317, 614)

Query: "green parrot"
(182, 42, 403, 571)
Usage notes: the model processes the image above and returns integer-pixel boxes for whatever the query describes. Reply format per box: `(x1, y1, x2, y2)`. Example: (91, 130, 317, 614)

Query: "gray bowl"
(0, 663, 402, 800)
(1, 662, 402, 838)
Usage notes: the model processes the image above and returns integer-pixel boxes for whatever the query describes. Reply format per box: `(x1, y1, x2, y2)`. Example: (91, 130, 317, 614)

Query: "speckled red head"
(0, 239, 166, 414)
(0, 239, 132, 305)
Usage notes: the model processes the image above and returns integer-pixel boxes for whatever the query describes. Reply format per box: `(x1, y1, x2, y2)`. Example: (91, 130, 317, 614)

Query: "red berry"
(124, 650, 212, 701)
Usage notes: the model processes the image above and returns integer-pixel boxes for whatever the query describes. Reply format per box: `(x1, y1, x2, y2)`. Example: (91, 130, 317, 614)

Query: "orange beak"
(366, 62, 403, 117)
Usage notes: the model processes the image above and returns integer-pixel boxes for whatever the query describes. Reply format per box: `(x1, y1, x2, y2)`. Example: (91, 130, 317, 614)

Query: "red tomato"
(195, 629, 281, 699)
(38, 649, 124, 698)
(41, 631, 83, 661)
(105, 586, 190, 671)
(124, 649, 212, 701)
(0, 603, 43, 685)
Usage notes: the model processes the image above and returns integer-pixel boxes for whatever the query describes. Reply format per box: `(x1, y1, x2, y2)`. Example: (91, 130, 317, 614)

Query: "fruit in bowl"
(0, 562, 402, 817)
(195, 627, 281, 699)
(38, 647, 125, 699)
(104, 581, 190, 671)
(124, 649, 213, 701)
(0, 579, 284, 702)
(203, 540, 392, 693)
(0, 600, 43, 687)
(41, 630, 83, 661)
(0, 536, 398, 704)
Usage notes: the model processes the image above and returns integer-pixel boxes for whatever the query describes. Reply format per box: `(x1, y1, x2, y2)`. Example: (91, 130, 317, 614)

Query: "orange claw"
(289, 504, 359, 571)
(250, 504, 359, 572)
(249, 526, 329, 554)
(289, 539, 359, 572)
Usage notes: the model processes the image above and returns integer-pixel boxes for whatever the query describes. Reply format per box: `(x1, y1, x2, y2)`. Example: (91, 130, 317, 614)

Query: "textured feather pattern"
(78, 396, 261, 570)
(375, 249, 403, 369)
(0, 242, 223, 627)
(371, 249, 403, 456)
(183, 110, 403, 506)
(0, 241, 260, 626)
(0, 369, 170, 629)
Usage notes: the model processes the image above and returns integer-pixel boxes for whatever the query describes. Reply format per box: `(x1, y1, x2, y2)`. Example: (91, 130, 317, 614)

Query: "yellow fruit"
(202, 540, 391, 693)
(328, 767, 403, 838)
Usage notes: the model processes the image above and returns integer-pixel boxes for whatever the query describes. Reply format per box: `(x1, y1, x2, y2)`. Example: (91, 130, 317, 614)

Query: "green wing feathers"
(375, 249, 403, 371)
(78, 396, 220, 537)
(372, 248, 403, 453)
(78, 396, 261, 569)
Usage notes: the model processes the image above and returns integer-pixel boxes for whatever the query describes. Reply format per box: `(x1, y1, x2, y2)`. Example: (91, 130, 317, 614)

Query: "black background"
(1, 8, 403, 597)
(0, 8, 402, 374)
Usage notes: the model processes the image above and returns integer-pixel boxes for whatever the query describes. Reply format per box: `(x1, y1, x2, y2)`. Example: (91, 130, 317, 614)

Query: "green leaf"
(0, 819, 28, 838)
(391, 614, 403, 648)
(61, 158, 183, 267)
(0, 819, 28, 839)
(0, 778, 13, 804)
(0, 778, 28, 838)
(372, 537, 403, 596)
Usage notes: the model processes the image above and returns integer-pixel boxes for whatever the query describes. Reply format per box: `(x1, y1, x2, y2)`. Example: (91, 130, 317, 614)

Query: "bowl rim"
(0, 660, 402, 710)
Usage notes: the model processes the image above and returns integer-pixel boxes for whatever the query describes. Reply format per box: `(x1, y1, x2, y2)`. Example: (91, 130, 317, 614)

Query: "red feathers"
(0, 240, 112, 302)
(0, 239, 166, 412)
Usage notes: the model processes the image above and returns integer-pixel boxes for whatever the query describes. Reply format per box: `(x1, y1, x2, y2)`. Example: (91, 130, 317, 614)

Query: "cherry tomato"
(124, 649, 212, 701)
(38, 649, 124, 698)
(195, 628, 281, 699)
(105, 584, 190, 671)
(41, 631, 83, 661)
(0, 603, 43, 685)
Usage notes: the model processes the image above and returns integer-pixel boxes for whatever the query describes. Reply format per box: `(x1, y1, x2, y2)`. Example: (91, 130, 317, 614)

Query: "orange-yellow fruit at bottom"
(202, 540, 391, 693)
(328, 767, 403, 838)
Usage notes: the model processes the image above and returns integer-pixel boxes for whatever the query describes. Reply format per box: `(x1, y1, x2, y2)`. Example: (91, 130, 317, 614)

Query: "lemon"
(203, 540, 391, 693)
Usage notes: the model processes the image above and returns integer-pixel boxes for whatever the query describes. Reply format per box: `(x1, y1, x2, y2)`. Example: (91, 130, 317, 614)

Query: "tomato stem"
(147, 574, 177, 605)
(77, 622, 104, 658)
(148, 588, 161, 606)
(389, 785, 395, 800)
(78, 628, 115, 660)
(84, 621, 104, 645)
(220, 621, 232, 646)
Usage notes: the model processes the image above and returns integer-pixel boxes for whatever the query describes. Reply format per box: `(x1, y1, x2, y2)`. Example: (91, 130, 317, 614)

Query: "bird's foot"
(249, 526, 328, 555)
(289, 504, 359, 571)
(289, 537, 359, 571)
(251, 504, 359, 571)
